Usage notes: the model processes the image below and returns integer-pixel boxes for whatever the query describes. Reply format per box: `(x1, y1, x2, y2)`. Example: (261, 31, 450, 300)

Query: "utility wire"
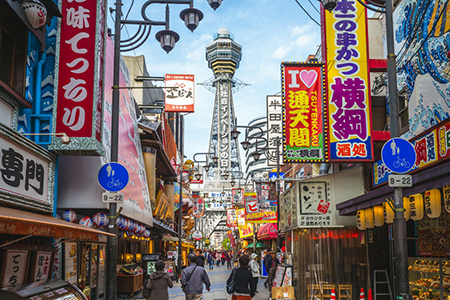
(121, 0, 135, 30)
(294, 0, 320, 26)
(307, 0, 320, 14)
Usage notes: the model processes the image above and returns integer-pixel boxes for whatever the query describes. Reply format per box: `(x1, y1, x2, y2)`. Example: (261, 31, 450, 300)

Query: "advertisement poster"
(193, 196, 205, 218)
(165, 74, 195, 112)
(236, 209, 253, 238)
(323, 0, 373, 161)
(298, 182, 333, 227)
(227, 208, 237, 227)
(232, 188, 244, 205)
(2, 250, 28, 287)
(282, 62, 326, 162)
(64, 242, 77, 284)
(227, 230, 236, 248)
(244, 192, 259, 215)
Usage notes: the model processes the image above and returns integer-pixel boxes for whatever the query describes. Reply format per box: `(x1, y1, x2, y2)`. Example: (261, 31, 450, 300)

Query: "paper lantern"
(373, 205, 384, 227)
(409, 194, 424, 221)
(383, 202, 394, 224)
(143, 229, 150, 238)
(126, 231, 134, 237)
(365, 208, 375, 229)
(424, 189, 441, 219)
(93, 212, 108, 227)
(63, 210, 77, 223)
(117, 216, 127, 230)
(79, 217, 93, 228)
(55, 213, 62, 220)
(128, 221, 136, 232)
(403, 197, 410, 221)
(21, 0, 47, 29)
(356, 210, 366, 230)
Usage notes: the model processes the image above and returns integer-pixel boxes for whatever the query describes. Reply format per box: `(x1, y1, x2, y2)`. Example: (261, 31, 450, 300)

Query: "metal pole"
(106, 1, 122, 299)
(385, 0, 408, 296)
(276, 138, 281, 252)
(253, 223, 256, 253)
(178, 114, 184, 278)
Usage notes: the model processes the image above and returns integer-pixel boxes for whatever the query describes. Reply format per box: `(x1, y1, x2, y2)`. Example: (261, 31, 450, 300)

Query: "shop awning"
(0, 207, 114, 241)
(337, 160, 450, 216)
(257, 223, 277, 240)
(162, 235, 179, 242)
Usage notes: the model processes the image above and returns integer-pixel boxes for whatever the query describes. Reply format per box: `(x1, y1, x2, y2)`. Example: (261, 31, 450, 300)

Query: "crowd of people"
(143, 248, 280, 300)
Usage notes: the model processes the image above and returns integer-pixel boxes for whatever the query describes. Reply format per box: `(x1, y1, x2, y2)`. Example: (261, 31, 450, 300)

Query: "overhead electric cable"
(307, 0, 320, 14)
(294, 0, 320, 26)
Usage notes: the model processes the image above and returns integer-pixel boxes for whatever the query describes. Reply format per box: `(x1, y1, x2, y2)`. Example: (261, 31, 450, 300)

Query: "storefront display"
(408, 258, 450, 300)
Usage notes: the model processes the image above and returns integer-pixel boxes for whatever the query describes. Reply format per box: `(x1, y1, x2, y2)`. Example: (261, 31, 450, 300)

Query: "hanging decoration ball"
(356, 210, 366, 230)
(128, 221, 135, 232)
(373, 205, 384, 227)
(79, 217, 93, 228)
(117, 216, 126, 230)
(21, 0, 47, 29)
(425, 189, 441, 219)
(134, 224, 142, 234)
(143, 229, 151, 238)
(409, 193, 424, 221)
(63, 210, 77, 223)
(93, 212, 108, 227)
(123, 218, 131, 231)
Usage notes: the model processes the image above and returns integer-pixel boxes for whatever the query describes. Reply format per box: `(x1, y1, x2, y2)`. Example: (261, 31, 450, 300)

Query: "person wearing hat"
(264, 251, 280, 290)
(249, 253, 261, 293)
(143, 260, 173, 300)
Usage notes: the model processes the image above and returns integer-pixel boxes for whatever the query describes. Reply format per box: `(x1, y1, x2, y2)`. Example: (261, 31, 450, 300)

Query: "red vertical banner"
(282, 62, 327, 162)
(226, 208, 237, 227)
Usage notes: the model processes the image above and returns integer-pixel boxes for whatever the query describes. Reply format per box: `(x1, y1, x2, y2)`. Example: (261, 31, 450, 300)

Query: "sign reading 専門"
(323, 0, 373, 161)
(282, 62, 326, 162)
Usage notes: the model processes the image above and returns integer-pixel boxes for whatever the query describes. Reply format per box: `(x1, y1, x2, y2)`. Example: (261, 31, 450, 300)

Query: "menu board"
(273, 265, 286, 287)
(2, 250, 28, 287)
(64, 242, 78, 284)
(164, 260, 176, 277)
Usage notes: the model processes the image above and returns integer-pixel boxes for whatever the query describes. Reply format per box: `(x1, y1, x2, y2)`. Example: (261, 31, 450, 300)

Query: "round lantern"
(93, 212, 108, 227)
(63, 209, 77, 223)
(409, 193, 424, 221)
(365, 208, 375, 229)
(126, 231, 134, 237)
(403, 197, 410, 221)
(55, 213, 62, 220)
(21, 0, 47, 29)
(425, 189, 441, 219)
(383, 202, 394, 224)
(356, 210, 366, 230)
(79, 217, 93, 228)
(128, 221, 136, 232)
(117, 216, 126, 230)
(373, 205, 384, 227)
(143, 229, 150, 238)
(123, 219, 131, 231)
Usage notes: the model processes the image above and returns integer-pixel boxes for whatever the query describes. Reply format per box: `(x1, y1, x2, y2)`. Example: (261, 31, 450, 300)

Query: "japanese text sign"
(298, 182, 333, 227)
(33, 251, 52, 282)
(282, 62, 327, 162)
(165, 74, 195, 112)
(227, 208, 237, 227)
(193, 196, 205, 218)
(244, 192, 259, 215)
(323, 0, 373, 161)
(53, 0, 105, 154)
(236, 208, 253, 238)
(227, 230, 236, 248)
(267, 95, 284, 166)
(2, 250, 28, 287)
(232, 188, 244, 205)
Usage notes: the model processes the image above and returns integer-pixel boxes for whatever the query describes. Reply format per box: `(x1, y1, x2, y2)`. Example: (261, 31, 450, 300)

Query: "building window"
(398, 92, 409, 133)
(0, 1, 28, 96)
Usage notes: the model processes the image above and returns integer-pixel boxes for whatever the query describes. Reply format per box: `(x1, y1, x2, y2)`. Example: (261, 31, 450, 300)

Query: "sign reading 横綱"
(165, 74, 195, 112)
(323, 0, 373, 161)
(51, 0, 106, 155)
(267, 95, 284, 166)
(282, 62, 326, 162)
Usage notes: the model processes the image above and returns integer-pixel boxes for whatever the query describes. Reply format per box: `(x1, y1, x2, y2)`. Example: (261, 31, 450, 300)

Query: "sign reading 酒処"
(282, 62, 326, 162)
(323, 0, 373, 161)
(165, 74, 195, 112)
(52, 0, 106, 155)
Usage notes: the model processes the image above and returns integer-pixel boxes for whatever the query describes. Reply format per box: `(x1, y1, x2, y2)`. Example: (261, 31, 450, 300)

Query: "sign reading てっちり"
(282, 62, 327, 162)
(322, 0, 373, 162)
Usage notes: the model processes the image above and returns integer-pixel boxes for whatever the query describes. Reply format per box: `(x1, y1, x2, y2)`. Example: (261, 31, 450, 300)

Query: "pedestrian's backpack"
(226, 268, 236, 294)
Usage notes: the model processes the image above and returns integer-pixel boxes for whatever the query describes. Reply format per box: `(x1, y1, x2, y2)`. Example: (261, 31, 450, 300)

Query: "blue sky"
(113, 0, 322, 161)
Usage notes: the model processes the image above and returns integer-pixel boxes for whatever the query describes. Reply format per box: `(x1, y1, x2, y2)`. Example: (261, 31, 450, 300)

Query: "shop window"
(0, 1, 28, 97)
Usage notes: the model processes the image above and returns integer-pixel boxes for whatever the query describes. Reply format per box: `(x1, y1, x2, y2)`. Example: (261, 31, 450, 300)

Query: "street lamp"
(193, 151, 217, 181)
(207, 0, 223, 10)
(321, 0, 407, 297)
(318, 0, 337, 12)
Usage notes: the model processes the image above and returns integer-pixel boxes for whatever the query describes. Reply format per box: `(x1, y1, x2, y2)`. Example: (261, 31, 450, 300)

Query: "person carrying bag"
(143, 260, 173, 300)
(181, 254, 211, 300)
(227, 255, 255, 300)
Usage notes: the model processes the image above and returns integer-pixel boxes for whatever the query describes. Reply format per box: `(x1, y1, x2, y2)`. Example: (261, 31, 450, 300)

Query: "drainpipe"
(33, 50, 47, 143)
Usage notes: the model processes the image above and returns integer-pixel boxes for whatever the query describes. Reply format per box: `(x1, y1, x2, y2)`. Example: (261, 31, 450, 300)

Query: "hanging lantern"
(55, 213, 62, 220)
(21, 0, 47, 29)
(143, 229, 151, 238)
(373, 205, 384, 227)
(79, 217, 93, 228)
(383, 202, 394, 224)
(424, 189, 441, 219)
(93, 212, 108, 227)
(356, 210, 366, 230)
(117, 216, 127, 230)
(63, 209, 77, 223)
(403, 197, 410, 221)
(409, 193, 424, 221)
(365, 208, 375, 229)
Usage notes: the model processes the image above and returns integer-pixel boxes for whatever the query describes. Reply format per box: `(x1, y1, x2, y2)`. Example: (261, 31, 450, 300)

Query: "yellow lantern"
(409, 193, 424, 221)
(373, 205, 384, 227)
(424, 189, 441, 219)
(365, 207, 375, 229)
(383, 202, 394, 224)
(403, 197, 410, 221)
(356, 210, 366, 230)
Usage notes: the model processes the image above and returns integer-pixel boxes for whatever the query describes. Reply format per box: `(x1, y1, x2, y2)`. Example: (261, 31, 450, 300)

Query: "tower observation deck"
(205, 28, 242, 181)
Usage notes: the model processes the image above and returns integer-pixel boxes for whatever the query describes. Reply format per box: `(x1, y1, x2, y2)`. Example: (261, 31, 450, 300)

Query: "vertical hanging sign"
(266, 95, 284, 166)
(323, 0, 373, 161)
(51, 0, 106, 155)
(164, 74, 195, 113)
(282, 62, 326, 162)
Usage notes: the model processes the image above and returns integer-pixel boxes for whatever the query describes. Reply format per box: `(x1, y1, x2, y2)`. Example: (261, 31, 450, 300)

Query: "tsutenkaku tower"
(205, 28, 243, 181)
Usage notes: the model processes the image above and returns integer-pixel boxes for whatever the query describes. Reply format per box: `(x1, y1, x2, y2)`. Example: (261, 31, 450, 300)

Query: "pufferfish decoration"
(21, 0, 47, 29)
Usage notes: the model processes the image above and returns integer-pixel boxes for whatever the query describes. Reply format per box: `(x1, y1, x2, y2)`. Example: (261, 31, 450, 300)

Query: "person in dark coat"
(227, 255, 256, 299)
(143, 260, 173, 300)
(195, 248, 205, 267)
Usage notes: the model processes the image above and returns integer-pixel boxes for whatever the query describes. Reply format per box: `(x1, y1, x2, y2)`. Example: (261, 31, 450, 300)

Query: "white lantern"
(356, 210, 366, 230)
(79, 217, 93, 228)
(21, 0, 47, 29)
(365, 208, 375, 229)
(63, 209, 76, 223)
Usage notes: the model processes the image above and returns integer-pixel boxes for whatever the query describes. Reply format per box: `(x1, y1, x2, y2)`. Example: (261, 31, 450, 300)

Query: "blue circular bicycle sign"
(381, 138, 416, 174)
(98, 162, 129, 192)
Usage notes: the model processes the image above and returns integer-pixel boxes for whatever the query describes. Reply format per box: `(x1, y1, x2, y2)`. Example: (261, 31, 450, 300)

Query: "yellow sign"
(235, 208, 253, 238)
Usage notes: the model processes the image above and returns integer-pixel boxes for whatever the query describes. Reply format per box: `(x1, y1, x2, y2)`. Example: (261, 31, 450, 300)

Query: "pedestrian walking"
(181, 254, 211, 300)
(195, 248, 205, 267)
(207, 251, 214, 269)
(143, 260, 173, 300)
(221, 251, 226, 265)
(227, 254, 256, 299)
(264, 251, 279, 290)
(216, 251, 221, 266)
(249, 254, 260, 293)
(226, 252, 232, 269)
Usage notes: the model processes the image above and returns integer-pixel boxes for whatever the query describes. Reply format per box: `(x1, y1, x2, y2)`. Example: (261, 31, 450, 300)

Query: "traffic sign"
(102, 192, 124, 203)
(98, 162, 129, 192)
(388, 174, 413, 188)
(381, 138, 416, 174)
(269, 172, 285, 181)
